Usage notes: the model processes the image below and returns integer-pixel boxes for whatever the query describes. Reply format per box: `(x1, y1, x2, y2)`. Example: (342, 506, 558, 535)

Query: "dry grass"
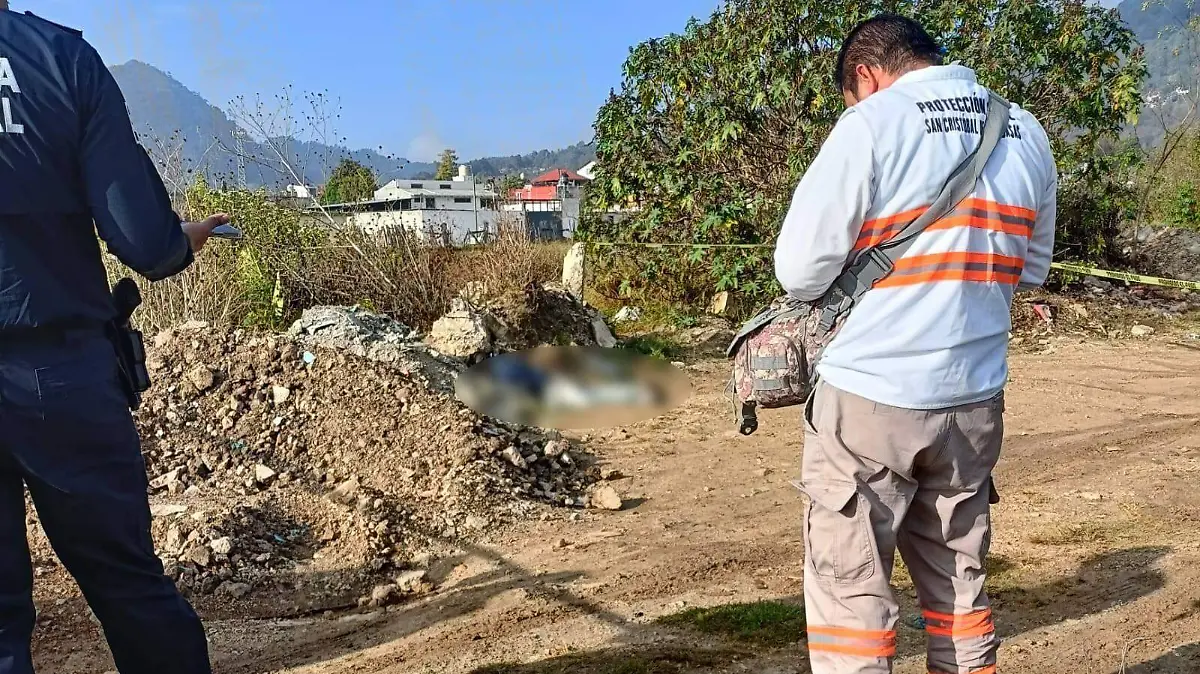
(106, 222, 567, 335)
(1029, 521, 1130, 547)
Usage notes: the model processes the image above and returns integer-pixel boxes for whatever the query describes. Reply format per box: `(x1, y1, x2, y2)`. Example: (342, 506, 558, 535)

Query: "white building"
(284, 184, 315, 199)
(321, 166, 504, 245)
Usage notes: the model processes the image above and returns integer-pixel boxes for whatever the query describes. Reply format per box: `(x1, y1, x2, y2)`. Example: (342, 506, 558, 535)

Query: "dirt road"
(35, 337, 1200, 673)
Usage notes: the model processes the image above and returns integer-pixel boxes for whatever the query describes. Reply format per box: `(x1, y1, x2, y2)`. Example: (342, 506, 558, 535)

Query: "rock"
(272, 386, 291, 404)
(553, 538, 570, 550)
(217, 582, 252, 599)
(754, 468, 772, 478)
(149, 469, 182, 491)
(464, 515, 490, 531)
(1080, 492, 1104, 502)
(600, 468, 625, 481)
(209, 537, 234, 556)
(427, 298, 494, 359)
(150, 504, 188, 518)
(396, 569, 432, 594)
(614, 306, 643, 323)
(562, 242, 586, 299)
(1131, 324, 1155, 337)
(254, 464, 277, 484)
(331, 477, 361, 505)
(591, 318, 618, 348)
(165, 526, 184, 551)
(543, 440, 568, 458)
(590, 486, 623, 511)
(501, 446, 528, 469)
(186, 366, 216, 392)
(709, 291, 730, 316)
(179, 544, 211, 568)
(369, 584, 399, 607)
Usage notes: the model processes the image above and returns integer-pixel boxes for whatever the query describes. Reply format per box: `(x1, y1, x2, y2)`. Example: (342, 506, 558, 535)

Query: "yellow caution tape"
(585, 241, 1200, 291)
(590, 241, 768, 249)
(1049, 262, 1200, 291)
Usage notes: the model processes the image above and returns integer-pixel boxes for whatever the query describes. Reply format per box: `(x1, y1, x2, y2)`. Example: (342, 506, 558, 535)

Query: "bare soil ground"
(30, 333, 1200, 674)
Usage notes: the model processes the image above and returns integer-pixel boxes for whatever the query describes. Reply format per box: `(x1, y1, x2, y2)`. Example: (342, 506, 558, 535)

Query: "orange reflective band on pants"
(807, 626, 897, 658)
(929, 667, 996, 674)
(922, 609, 996, 639)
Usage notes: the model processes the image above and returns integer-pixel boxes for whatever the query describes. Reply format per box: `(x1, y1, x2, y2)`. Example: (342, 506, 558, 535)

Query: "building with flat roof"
(314, 167, 503, 245)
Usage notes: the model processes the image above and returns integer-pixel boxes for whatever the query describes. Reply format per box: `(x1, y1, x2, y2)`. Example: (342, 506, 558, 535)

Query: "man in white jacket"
(774, 14, 1056, 674)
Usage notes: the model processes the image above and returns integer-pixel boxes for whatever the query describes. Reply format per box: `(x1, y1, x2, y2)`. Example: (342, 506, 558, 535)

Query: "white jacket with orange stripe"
(774, 64, 1056, 410)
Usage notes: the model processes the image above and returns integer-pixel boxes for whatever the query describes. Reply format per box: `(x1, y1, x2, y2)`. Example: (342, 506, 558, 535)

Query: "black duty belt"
(0, 321, 106, 346)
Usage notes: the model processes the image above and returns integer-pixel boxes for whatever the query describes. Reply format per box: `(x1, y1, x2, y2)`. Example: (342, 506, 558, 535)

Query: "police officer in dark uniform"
(0, 5, 226, 673)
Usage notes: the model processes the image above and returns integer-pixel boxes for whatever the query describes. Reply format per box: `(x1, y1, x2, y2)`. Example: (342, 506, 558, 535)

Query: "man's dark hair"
(835, 14, 943, 92)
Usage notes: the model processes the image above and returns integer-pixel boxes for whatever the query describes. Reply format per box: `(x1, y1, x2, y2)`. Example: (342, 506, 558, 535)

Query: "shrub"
(580, 0, 1146, 314)
(1168, 183, 1200, 228)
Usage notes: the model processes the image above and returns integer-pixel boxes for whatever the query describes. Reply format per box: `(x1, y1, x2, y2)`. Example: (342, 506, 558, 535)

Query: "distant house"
(502, 168, 591, 239)
(507, 168, 590, 203)
(577, 161, 596, 180)
(313, 166, 503, 245)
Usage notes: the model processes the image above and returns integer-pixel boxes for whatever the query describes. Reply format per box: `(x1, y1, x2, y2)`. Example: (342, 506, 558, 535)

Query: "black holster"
(107, 278, 151, 411)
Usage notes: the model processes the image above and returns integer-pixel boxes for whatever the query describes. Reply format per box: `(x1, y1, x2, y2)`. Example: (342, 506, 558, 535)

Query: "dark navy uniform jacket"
(0, 10, 192, 332)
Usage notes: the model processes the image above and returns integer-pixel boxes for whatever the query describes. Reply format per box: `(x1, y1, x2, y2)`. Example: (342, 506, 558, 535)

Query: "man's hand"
(181, 213, 231, 253)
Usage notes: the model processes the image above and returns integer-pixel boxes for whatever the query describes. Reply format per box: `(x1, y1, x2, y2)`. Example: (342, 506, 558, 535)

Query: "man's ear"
(854, 63, 878, 97)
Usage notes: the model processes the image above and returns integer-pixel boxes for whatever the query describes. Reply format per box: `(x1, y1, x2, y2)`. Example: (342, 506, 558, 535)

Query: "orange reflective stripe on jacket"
(856, 204, 931, 249)
(854, 198, 1036, 251)
(922, 608, 996, 639)
(807, 625, 897, 658)
(874, 251, 1025, 289)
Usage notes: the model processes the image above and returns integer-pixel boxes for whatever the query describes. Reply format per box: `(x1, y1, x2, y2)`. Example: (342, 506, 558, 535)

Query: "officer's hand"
(182, 213, 231, 253)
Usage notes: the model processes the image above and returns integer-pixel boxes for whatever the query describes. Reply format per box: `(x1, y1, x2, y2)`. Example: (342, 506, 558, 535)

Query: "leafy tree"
(436, 149, 460, 180)
(500, 174, 526, 193)
(321, 158, 378, 205)
(580, 0, 1146, 312)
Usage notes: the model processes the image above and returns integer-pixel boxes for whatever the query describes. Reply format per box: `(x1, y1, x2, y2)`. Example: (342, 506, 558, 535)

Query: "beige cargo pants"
(798, 380, 1003, 674)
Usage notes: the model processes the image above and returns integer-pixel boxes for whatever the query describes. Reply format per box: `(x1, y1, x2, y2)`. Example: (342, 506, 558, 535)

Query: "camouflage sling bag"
(726, 91, 1012, 435)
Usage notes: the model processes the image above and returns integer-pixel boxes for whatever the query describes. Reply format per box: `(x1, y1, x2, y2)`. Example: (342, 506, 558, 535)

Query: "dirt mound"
(1121, 224, 1200, 283)
(24, 317, 603, 614)
(427, 282, 617, 361)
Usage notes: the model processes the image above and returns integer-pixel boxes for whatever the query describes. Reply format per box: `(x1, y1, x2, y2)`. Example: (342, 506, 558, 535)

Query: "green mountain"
(1117, 0, 1200, 142)
(109, 60, 594, 189)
